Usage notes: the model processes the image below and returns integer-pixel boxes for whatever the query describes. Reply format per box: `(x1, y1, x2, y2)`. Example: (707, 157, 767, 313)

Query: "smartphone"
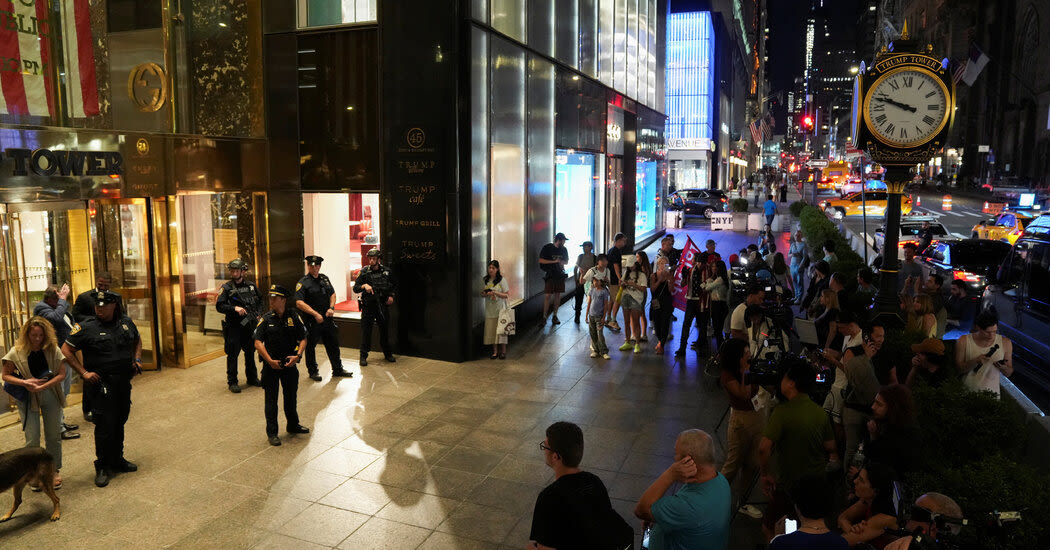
(641, 525, 651, 549)
(815, 373, 826, 383)
(784, 519, 798, 534)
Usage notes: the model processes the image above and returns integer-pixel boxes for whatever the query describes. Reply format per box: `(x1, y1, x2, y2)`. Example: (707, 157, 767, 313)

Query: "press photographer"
(884, 493, 964, 550)
(744, 304, 790, 360)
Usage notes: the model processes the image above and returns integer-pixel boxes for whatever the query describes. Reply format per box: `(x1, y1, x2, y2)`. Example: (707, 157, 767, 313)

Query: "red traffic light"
(803, 115, 814, 128)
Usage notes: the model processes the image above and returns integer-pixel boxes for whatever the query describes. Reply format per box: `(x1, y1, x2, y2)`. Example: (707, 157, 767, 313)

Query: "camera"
(743, 354, 832, 401)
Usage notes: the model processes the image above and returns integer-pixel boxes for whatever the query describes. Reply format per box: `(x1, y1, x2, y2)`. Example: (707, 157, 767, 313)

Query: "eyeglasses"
(539, 441, 553, 453)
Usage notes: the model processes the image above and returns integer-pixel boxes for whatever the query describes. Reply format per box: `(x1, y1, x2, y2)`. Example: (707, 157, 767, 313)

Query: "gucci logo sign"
(127, 63, 169, 112)
(607, 123, 622, 142)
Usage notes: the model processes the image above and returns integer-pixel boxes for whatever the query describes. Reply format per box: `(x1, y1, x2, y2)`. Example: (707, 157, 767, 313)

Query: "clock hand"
(875, 96, 918, 113)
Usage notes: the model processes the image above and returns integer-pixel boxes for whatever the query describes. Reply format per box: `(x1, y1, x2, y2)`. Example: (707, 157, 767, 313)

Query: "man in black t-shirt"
(530, 421, 624, 549)
(539, 232, 570, 326)
(605, 232, 627, 332)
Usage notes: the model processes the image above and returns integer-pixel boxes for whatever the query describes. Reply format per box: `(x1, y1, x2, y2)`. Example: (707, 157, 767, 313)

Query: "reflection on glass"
(579, 0, 598, 77)
(490, 39, 526, 302)
(598, 0, 614, 86)
(471, 28, 489, 323)
(491, 0, 525, 42)
(635, 158, 658, 237)
(556, 150, 596, 246)
(300, 0, 378, 27)
(555, 0, 579, 68)
(302, 193, 380, 319)
(528, 0, 554, 57)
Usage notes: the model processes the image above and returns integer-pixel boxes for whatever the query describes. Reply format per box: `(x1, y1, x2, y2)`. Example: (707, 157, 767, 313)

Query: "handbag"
(497, 304, 516, 336)
(3, 378, 27, 403)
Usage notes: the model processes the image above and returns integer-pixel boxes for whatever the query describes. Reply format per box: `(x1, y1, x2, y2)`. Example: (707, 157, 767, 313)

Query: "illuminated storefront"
(666, 11, 717, 190)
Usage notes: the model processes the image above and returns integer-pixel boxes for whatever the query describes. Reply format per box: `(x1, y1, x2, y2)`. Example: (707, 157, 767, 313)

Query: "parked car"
(841, 178, 887, 196)
(665, 188, 728, 218)
(820, 191, 914, 219)
(873, 214, 960, 257)
(971, 210, 1037, 245)
(917, 238, 1011, 297)
(982, 213, 1050, 365)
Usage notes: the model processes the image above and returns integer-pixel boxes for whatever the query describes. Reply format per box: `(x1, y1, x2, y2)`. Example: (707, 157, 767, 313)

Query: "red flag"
(672, 236, 700, 311)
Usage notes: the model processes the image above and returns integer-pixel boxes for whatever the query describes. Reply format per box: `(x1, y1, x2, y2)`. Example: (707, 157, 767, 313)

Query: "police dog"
(0, 447, 60, 522)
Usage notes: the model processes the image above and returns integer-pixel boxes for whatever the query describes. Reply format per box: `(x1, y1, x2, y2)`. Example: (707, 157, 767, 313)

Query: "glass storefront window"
(555, 150, 596, 246)
(635, 157, 658, 237)
(302, 193, 380, 319)
(491, 0, 525, 42)
(298, 0, 378, 27)
(490, 38, 526, 303)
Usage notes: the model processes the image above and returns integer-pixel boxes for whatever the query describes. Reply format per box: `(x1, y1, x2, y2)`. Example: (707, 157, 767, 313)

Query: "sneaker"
(633, 343, 642, 354)
(601, 353, 611, 360)
(228, 383, 241, 394)
(590, 351, 599, 358)
(638, 336, 648, 343)
(738, 504, 763, 519)
(608, 321, 621, 331)
(551, 315, 561, 325)
(618, 340, 634, 351)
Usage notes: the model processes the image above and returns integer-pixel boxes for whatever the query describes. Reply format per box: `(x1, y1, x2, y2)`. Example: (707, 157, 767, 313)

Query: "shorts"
(544, 277, 565, 293)
(621, 293, 642, 310)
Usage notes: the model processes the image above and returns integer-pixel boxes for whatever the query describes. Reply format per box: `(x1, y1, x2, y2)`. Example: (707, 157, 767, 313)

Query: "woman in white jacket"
(702, 260, 730, 350)
(1, 316, 70, 489)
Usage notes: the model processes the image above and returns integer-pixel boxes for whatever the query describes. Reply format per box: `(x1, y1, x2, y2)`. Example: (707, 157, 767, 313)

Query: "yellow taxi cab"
(971, 211, 1036, 245)
(820, 191, 913, 219)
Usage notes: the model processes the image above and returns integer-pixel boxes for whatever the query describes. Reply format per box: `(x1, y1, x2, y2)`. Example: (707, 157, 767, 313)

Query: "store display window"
(635, 158, 659, 237)
(555, 149, 596, 245)
(303, 192, 381, 319)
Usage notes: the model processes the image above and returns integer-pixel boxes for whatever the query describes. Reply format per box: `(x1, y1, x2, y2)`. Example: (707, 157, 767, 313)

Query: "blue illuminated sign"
(666, 12, 715, 142)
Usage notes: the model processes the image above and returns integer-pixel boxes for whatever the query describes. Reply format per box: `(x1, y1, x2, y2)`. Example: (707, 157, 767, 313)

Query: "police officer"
(71, 272, 123, 422)
(353, 248, 397, 366)
(295, 256, 353, 381)
(60, 290, 141, 488)
(216, 259, 263, 393)
(254, 284, 310, 446)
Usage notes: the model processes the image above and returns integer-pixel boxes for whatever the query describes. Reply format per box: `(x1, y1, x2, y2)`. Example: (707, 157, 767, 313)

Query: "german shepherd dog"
(0, 447, 60, 522)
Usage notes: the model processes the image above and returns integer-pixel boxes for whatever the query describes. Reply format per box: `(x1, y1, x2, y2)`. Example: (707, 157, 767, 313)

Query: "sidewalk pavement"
(0, 223, 776, 550)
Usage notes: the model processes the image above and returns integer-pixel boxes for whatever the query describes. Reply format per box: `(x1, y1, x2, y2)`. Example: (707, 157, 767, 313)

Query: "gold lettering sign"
(135, 138, 149, 156)
(128, 62, 168, 112)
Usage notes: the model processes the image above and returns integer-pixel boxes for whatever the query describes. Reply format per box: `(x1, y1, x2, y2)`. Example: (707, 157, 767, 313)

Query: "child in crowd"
(586, 277, 611, 359)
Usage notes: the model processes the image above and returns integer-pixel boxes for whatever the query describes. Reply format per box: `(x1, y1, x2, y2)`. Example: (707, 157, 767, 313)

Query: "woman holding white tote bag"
(482, 260, 511, 359)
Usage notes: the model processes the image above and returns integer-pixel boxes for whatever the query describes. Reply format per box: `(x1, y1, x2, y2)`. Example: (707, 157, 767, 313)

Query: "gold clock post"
(872, 166, 912, 320)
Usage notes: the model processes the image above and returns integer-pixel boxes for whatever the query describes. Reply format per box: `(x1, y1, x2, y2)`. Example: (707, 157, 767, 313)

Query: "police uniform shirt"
(253, 309, 308, 360)
(216, 279, 263, 321)
(353, 265, 396, 306)
(295, 274, 335, 315)
(65, 316, 140, 375)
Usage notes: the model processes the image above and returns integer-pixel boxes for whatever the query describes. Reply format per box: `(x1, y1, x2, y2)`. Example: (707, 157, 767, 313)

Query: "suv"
(873, 215, 958, 258)
(917, 239, 1011, 297)
(666, 188, 728, 218)
(982, 213, 1050, 361)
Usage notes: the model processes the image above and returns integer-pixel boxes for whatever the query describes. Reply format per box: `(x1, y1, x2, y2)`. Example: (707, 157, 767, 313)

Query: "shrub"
(797, 204, 864, 282)
(789, 199, 809, 218)
(730, 198, 750, 213)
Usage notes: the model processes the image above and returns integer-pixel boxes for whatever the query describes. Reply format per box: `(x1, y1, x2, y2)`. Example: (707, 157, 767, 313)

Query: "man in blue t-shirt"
(764, 194, 778, 227)
(634, 429, 731, 550)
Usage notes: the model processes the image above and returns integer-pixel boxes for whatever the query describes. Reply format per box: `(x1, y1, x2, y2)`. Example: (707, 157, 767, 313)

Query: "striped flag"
(961, 42, 989, 86)
(0, 0, 99, 117)
(749, 119, 761, 144)
(951, 58, 966, 85)
(761, 113, 774, 140)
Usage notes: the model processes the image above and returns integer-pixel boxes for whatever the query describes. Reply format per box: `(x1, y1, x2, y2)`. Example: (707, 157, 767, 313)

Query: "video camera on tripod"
(743, 353, 832, 402)
(882, 482, 1023, 550)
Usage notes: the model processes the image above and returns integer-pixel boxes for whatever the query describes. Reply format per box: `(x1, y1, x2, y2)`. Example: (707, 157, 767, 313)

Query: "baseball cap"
(554, 232, 568, 241)
(911, 338, 945, 356)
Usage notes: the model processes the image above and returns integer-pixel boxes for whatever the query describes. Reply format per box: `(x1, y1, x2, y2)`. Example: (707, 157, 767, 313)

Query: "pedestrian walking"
(353, 249, 398, 367)
(216, 259, 264, 393)
(482, 260, 510, 359)
(606, 233, 627, 332)
(2, 317, 71, 489)
(649, 256, 674, 354)
(253, 284, 310, 446)
(539, 233, 570, 326)
(586, 278, 611, 359)
(573, 241, 597, 324)
(33, 285, 79, 440)
(763, 195, 778, 228)
(637, 251, 653, 342)
(295, 256, 352, 379)
(61, 290, 142, 488)
(618, 253, 649, 354)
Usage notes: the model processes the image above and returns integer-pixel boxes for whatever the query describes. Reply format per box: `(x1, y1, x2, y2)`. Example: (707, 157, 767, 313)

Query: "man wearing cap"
(254, 285, 310, 446)
(905, 338, 952, 389)
(295, 255, 353, 380)
(540, 233, 570, 326)
(353, 249, 397, 366)
(572, 241, 597, 324)
(61, 290, 142, 487)
(71, 272, 123, 422)
(656, 234, 681, 270)
(216, 259, 264, 393)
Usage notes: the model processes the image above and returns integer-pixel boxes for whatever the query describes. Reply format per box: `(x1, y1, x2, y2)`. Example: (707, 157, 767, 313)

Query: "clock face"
(864, 67, 950, 148)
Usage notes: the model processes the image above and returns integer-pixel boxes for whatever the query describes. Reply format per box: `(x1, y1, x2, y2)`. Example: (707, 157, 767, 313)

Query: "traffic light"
(802, 115, 814, 131)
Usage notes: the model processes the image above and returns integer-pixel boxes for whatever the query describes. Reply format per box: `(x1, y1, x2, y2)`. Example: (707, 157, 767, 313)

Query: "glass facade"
(472, 0, 662, 110)
(298, 0, 378, 27)
(635, 157, 659, 236)
(489, 37, 527, 303)
(666, 11, 715, 141)
(302, 192, 380, 319)
(555, 150, 597, 246)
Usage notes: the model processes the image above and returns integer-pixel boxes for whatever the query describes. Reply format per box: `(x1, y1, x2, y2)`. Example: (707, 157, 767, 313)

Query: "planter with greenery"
(730, 198, 749, 231)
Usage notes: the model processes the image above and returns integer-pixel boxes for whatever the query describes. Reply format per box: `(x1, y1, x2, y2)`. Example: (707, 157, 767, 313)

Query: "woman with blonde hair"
(2, 316, 70, 489)
(905, 294, 937, 338)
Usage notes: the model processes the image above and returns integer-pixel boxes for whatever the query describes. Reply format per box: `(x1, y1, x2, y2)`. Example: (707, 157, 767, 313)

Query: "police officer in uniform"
(254, 284, 310, 446)
(353, 248, 397, 366)
(71, 272, 123, 422)
(61, 290, 141, 487)
(216, 259, 264, 393)
(295, 256, 353, 381)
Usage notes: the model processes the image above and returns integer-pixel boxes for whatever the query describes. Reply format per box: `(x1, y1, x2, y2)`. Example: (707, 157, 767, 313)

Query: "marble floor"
(0, 226, 777, 549)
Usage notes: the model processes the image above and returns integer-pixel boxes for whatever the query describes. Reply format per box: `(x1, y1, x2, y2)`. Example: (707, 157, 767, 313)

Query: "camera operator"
(758, 358, 839, 541)
(884, 493, 964, 550)
(745, 305, 789, 360)
(717, 339, 765, 519)
(730, 285, 766, 341)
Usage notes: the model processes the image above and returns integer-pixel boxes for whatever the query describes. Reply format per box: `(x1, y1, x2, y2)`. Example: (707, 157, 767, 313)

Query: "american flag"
(760, 113, 774, 140)
(749, 119, 762, 144)
(0, 0, 100, 117)
(951, 58, 966, 85)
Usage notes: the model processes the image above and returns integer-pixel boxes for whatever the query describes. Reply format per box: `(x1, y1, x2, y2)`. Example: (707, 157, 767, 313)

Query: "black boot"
(94, 460, 109, 487)
(574, 311, 581, 324)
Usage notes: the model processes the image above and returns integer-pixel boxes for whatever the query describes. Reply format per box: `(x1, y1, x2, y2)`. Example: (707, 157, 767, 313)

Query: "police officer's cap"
(366, 249, 382, 258)
(93, 290, 120, 306)
(228, 258, 248, 270)
(269, 284, 292, 298)
(305, 255, 324, 266)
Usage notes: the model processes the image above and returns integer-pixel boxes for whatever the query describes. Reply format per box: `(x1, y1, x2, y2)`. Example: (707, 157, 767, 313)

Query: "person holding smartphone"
(253, 284, 310, 447)
(768, 474, 848, 549)
(957, 311, 1013, 397)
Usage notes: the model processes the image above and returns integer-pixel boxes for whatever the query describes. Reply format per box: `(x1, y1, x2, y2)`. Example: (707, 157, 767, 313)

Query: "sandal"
(54, 475, 62, 490)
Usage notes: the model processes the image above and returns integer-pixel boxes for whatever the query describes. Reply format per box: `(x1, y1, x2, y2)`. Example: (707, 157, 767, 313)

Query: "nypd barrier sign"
(710, 213, 734, 231)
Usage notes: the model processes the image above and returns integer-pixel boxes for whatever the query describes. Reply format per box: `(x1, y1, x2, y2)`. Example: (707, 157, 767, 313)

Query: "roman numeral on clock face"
(889, 80, 900, 91)
(873, 103, 885, 112)
(885, 123, 896, 135)
(923, 115, 936, 125)
(925, 91, 936, 98)
(928, 104, 939, 111)
(899, 128, 908, 139)
(902, 76, 914, 87)
(875, 114, 887, 124)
